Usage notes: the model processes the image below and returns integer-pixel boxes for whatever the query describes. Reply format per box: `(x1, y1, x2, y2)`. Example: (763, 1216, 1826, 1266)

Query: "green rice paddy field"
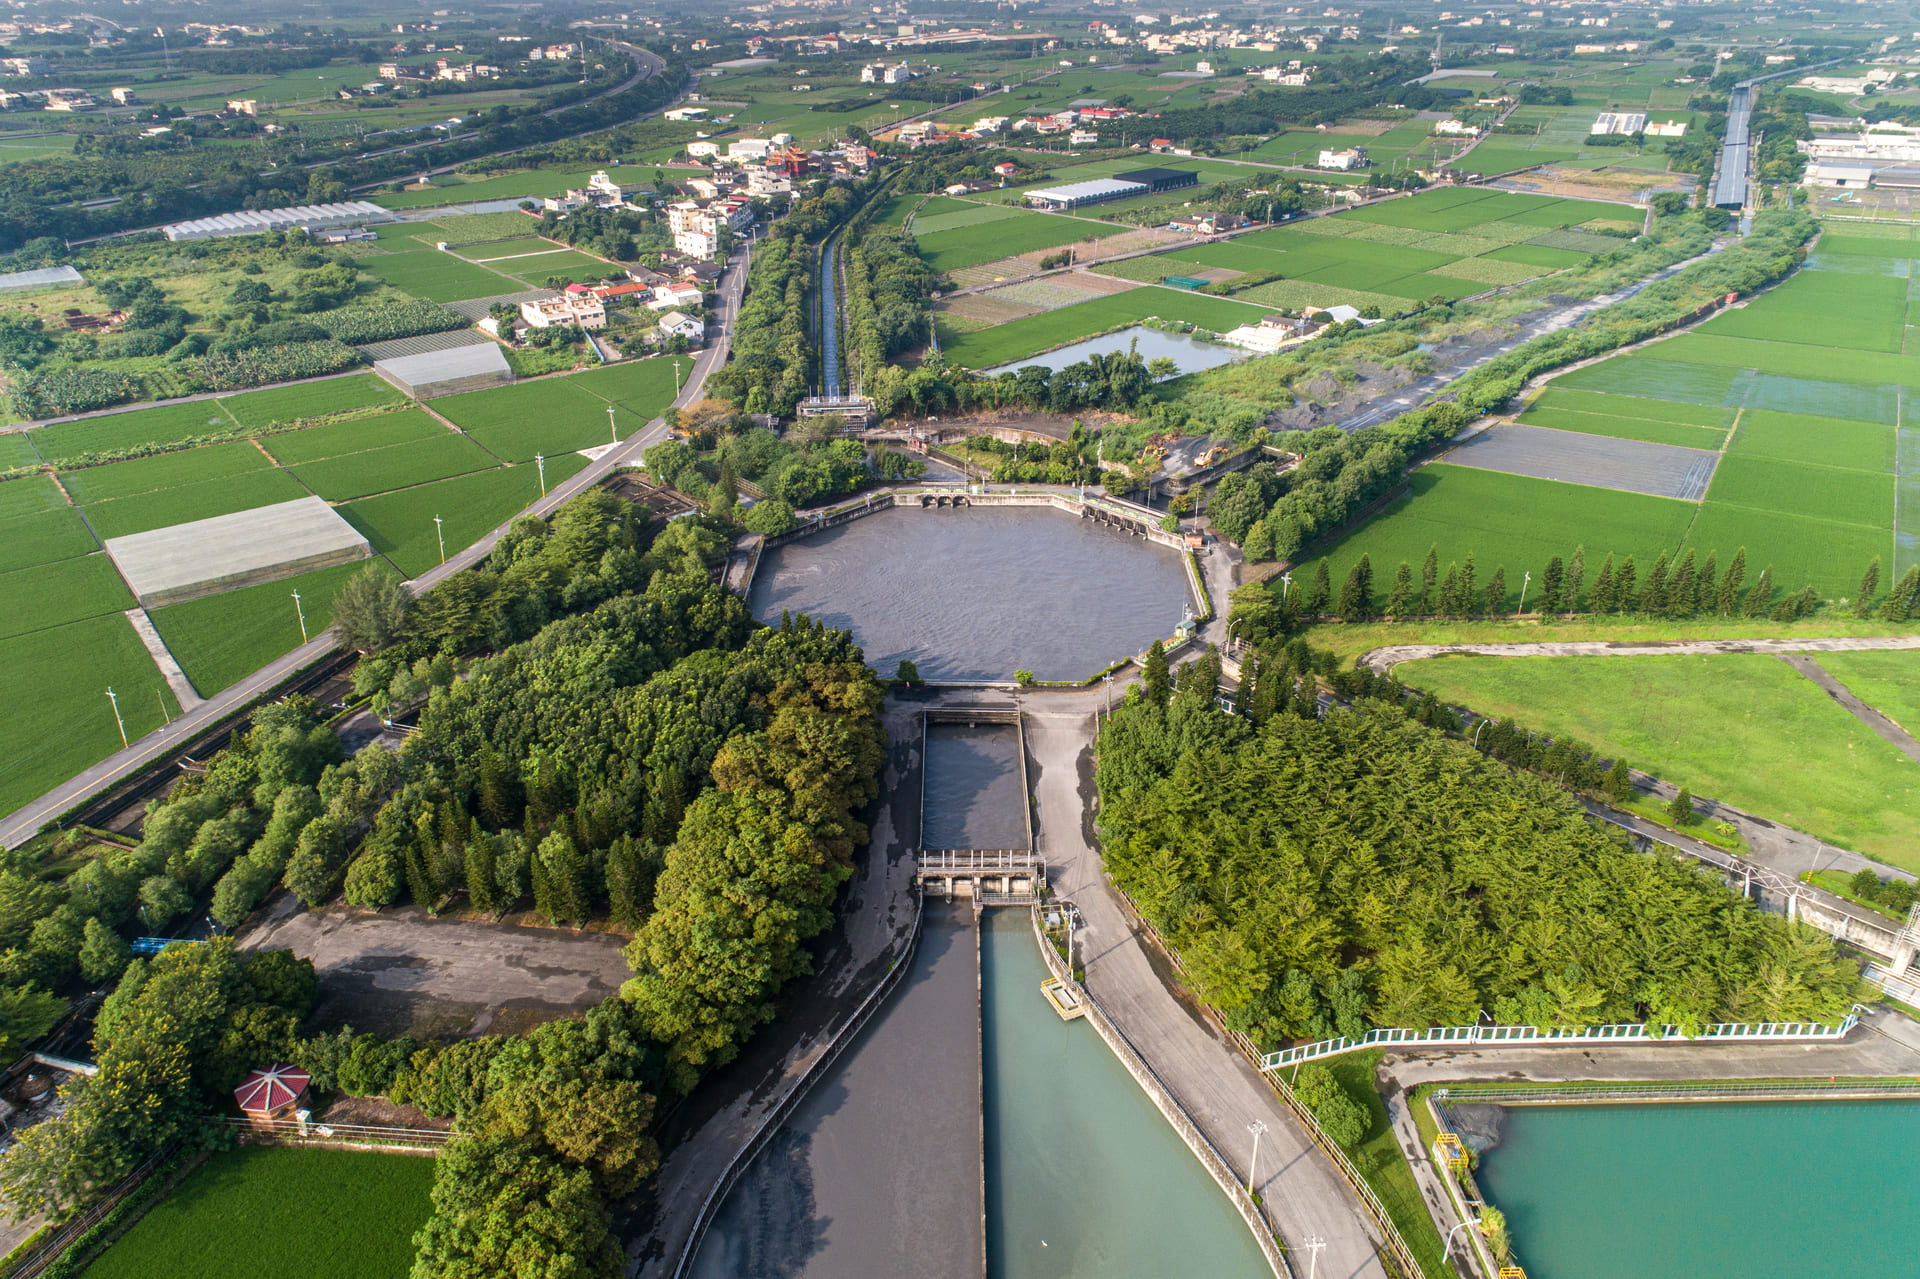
(915, 210, 1127, 274)
(1316, 251, 1915, 607)
(941, 287, 1272, 368)
(1396, 653, 1920, 867)
(341, 451, 588, 576)
(356, 246, 515, 303)
(83, 1147, 435, 1279)
(151, 559, 383, 696)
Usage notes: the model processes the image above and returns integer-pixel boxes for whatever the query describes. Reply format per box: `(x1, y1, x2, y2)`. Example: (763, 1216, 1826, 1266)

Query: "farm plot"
(370, 165, 614, 210)
(82, 1147, 434, 1279)
(1698, 270, 1908, 354)
(452, 236, 562, 261)
(218, 375, 404, 428)
(1702, 453, 1894, 532)
(1657, 332, 1920, 388)
(59, 440, 278, 506)
(1728, 409, 1896, 474)
(0, 613, 176, 821)
(151, 559, 380, 696)
(31, 402, 238, 464)
(341, 453, 588, 577)
(1445, 423, 1719, 500)
(1517, 391, 1732, 450)
(0, 499, 99, 576)
(286, 434, 498, 501)
(0, 433, 34, 468)
(909, 199, 1025, 236)
(433, 377, 635, 461)
(497, 250, 621, 286)
(1485, 243, 1592, 270)
(1315, 463, 1699, 611)
(915, 212, 1125, 275)
(570, 356, 695, 420)
(62, 442, 310, 541)
(259, 409, 447, 467)
(1553, 353, 1750, 407)
(356, 248, 513, 304)
(0, 554, 135, 641)
(419, 210, 548, 245)
(939, 288, 1271, 369)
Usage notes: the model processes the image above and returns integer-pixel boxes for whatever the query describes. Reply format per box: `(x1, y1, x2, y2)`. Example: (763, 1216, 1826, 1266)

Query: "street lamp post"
(1104, 671, 1114, 719)
(535, 453, 547, 497)
(1444, 1218, 1479, 1259)
(674, 358, 684, 396)
(1302, 1236, 1326, 1279)
(292, 590, 308, 644)
(434, 515, 446, 565)
(1245, 1120, 1267, 1197)
(106, 687, 128, 749)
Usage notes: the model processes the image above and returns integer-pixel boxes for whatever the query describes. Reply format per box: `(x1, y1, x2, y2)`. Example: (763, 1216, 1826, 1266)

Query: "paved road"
(0, 239, 751, 851)
(1011, 689, 1392, 1279)
(1359, 633, 1920, 674)
(1780, 653, 1920, 765)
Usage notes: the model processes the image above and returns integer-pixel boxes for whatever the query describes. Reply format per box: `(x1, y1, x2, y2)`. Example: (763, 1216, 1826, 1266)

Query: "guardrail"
(1257, 1016, 1860, 1073)
(208, 1116, 454, 1149)
(5, 1146, 178, 1279)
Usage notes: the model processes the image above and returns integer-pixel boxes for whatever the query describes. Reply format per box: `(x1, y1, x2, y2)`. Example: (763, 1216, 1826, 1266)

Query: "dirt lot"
(239, 895, 634, 1038)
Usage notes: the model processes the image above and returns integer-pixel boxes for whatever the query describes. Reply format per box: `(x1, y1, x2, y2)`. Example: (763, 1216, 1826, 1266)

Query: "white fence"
(1258, 1015, 1859, 1073)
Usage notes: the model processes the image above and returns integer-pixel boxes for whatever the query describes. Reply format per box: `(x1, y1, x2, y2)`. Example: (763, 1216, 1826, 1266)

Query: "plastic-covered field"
(1446, 423, 1718, 499)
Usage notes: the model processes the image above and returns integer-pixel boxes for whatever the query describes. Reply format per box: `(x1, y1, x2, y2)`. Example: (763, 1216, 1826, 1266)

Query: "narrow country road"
(0, 238, 752, 850)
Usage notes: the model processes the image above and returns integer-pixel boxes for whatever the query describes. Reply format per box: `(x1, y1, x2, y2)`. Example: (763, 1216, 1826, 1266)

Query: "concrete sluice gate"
(917, 714, 1039, 904)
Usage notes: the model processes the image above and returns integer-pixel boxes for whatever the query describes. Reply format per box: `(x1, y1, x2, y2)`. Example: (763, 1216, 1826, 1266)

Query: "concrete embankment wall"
(1027, 906, 1293, 1279)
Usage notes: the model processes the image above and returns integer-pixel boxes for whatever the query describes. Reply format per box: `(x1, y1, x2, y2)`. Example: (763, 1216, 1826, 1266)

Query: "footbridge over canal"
(916, 706, 1043, 905)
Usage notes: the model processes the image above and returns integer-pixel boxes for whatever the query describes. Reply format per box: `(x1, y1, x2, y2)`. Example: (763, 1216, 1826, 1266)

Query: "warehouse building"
(1115, 166, 1200, 194)
(162, 200, 394, 242)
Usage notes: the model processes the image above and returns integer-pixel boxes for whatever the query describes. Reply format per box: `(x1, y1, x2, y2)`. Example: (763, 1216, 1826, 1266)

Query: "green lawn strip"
(1315, 464, 1699, 612)
(1657, 332, 1920, 388)
(1529, 389, 1734, 428)
(285, 434, 500, 502)
(1698, 270, 1908, 354)
(915, 212, 1125, 274)
(1515, 405, 1728, 450)
(0, 613, 177, 821)
(1616, 793, 1746, 852)
(30, 402, 239, 465)
(942, 288, 1272, 369)
(77, 469, 312, 541)
(217, 375, 406, 428)
(341, 452, 589, 577)
(569, 357, 695, 419)
(1812, 651, 1920, 742)
(57, 440, 275, 506)
(1725, 408, 1896, 473)
(0, 554, 135, 640)
(434, 377, 641, 461)
(150, 559, 385, 696)
(1804, 868, 1910, 923)
(260, 408, 450, 467)
(1679, 504, 1889, 599)
(1311, 1050, 1451, 1279)
(1702, 454, 1895, 531)
(356, 248, 516, 304)
(81, 1146, 435, 1279)
(1396, 652, 1920, 869)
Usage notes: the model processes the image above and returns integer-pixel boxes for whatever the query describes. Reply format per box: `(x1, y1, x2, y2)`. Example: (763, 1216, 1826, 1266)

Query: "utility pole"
(292, 590, 308, 644)
(535, 453, 547, 497)
(106, 687, 128, 749)
(434, 515, 446, 565)
(1245, 1120, 1267, 1196)
(608, 404, 618, 444)
(156, 690, 169, 726)
(1517, 569, 1531, 616)
(1303, 1236, 1326, 1279)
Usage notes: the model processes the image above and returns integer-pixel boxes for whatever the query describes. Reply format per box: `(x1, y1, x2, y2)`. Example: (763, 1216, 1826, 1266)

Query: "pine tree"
(1856, 556, 1882, 617)
(1604, 757, 1633, 803)
(1718, 548, 1747, 615)
(1639, 551, 1669, 614)
(1233, 652, 1259, 718)
(1142, 639, 1171, 710)
(1251, 655, 1285, 724)
(1565, 546, 1585, 613)
(540, 832, 590, 925)
(1614, 556, 1637, 610)
(1879, 566, 1920, 621)
(465, 837, 496, 915)
(1386, 561, 1414, 616)
(606, 835, 657, 932)
(1665, 787, 1695, 827)
(1305, 558, 1332, 613)
(1419, 544, 1439, 613)
(478, 747, 512, 828)
(531, 838, 554, 920)
(1697, 552, 1718, 617)
(1541, 556, 1565, 614)
(1459, 554, 1477, 616)
(1292, 672, 1319, 719)
(405, 838, 437, 914)
(1667, 549, 1697, 617)
(1743, 565, 1774, 616)
(1439, 564, 1460, 616)
(1336, 556, 1373, 621)
(1485, 565, 1506, 616)
(1591, 553, 1616, 612)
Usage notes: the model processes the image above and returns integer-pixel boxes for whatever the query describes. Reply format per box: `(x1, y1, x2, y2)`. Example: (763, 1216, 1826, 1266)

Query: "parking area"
(1446, 422, 1719, 500)
(239, 897, 634, 1038)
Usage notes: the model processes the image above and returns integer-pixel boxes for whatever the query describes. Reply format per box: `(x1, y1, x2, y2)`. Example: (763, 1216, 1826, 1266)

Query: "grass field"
(915, 211, 1125, 274)
(219, 375, 405, 428)
(1816, 651, 1920, 741)
(1314, 464, 1699, 610)
(342, 452, 587, 576)
(259, 409, 448, 467)
(1703, 454, 1893, 532)
(31, 402, 238, 464)
(0, 613, 176, 821)
(356, 248, 514, 304)
(571, 356, 695, 418)
(83, 1147, 435, 1279)
(150, 559, 380, 696)
(1395, 653, 1920, 868)
(1698, 270, 1907, 354)
(942, 287, 1270, 368)
(433, 376, 654, 460)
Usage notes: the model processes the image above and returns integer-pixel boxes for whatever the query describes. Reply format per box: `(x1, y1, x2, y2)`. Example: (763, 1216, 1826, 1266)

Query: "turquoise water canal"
(980, 911, 1271, 1279)
(1475, 1099, 1920, 1279)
